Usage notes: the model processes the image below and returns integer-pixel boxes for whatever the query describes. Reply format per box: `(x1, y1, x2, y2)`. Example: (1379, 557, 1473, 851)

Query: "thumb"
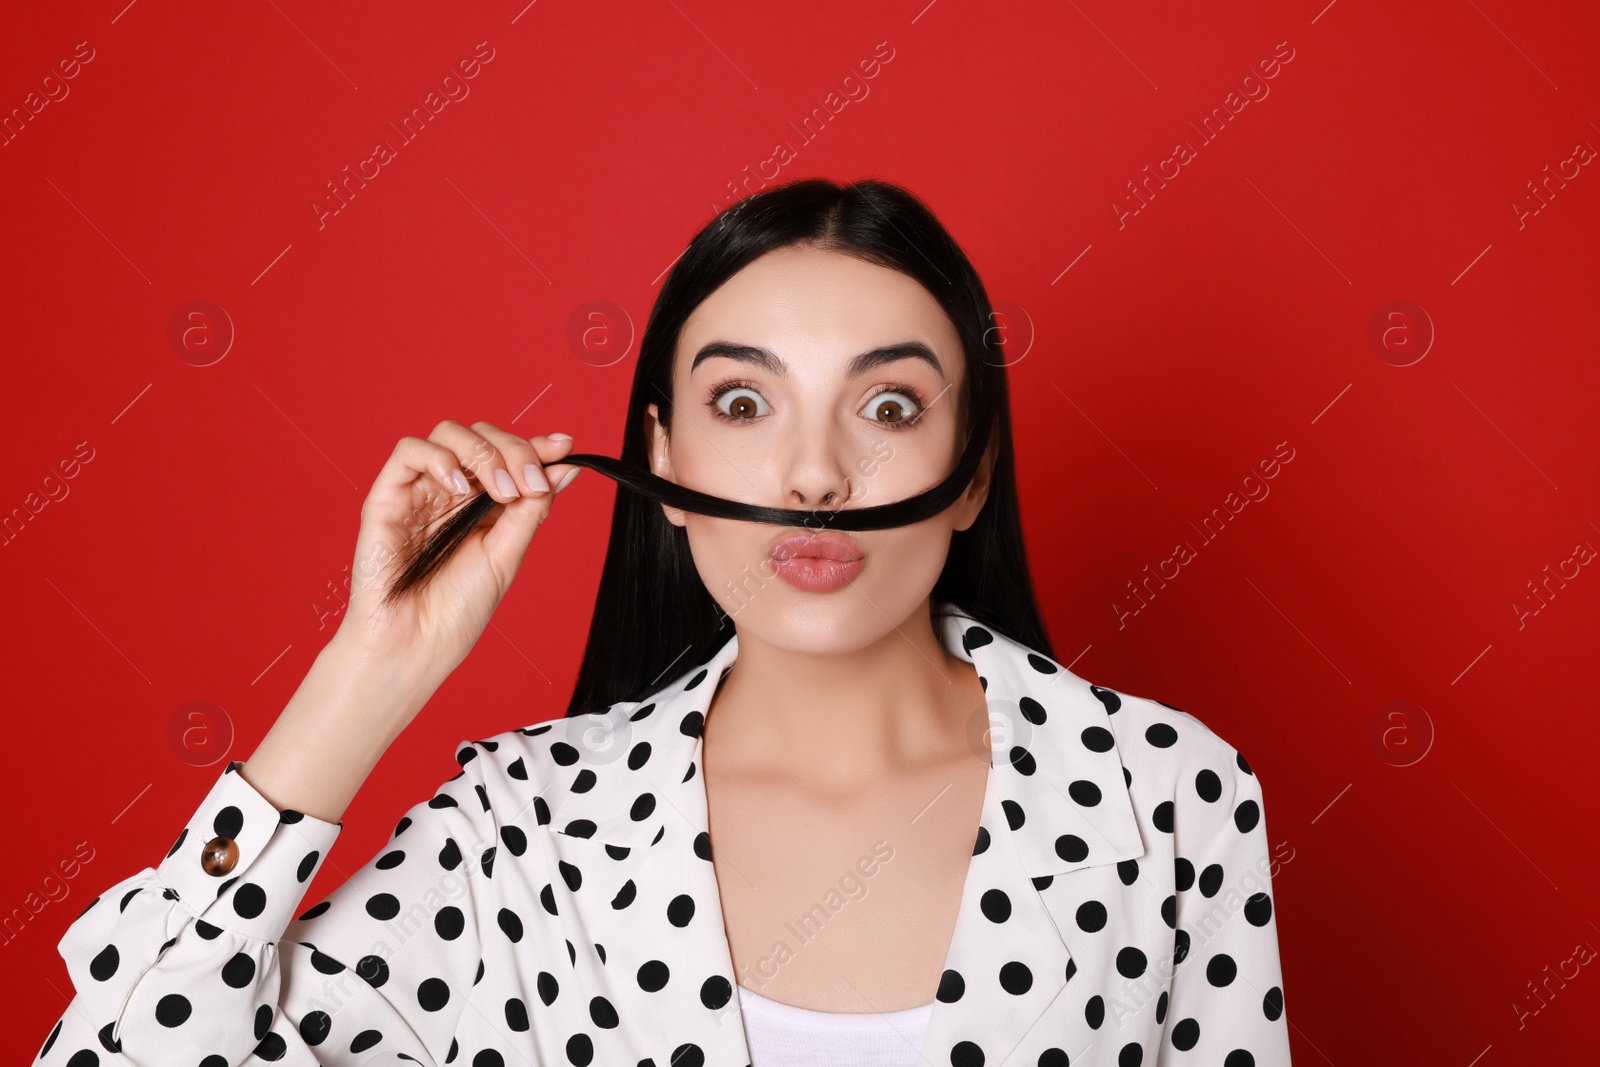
(480, 494, 548, 590)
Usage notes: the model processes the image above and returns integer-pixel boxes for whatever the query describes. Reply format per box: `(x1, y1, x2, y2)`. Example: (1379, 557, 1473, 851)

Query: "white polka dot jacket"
(42, 605, 1292, 1066)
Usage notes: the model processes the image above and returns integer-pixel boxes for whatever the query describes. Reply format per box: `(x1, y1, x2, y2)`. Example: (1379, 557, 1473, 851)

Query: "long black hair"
(564, 177, 1054, 715)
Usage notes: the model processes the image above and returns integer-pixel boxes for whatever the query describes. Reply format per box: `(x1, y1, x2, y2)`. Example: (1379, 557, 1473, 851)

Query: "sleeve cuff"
(153, 760, 343, 942)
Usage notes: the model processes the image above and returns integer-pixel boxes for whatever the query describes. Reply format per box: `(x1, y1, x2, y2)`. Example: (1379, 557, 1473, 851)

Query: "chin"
(723, 585, 929, 655)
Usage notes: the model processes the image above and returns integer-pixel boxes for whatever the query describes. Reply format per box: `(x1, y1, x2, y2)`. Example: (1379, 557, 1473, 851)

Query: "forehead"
(676, 244, 962, 376)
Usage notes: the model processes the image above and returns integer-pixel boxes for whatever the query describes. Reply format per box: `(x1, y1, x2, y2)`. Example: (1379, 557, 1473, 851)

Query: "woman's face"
(647, 243, 994, 654)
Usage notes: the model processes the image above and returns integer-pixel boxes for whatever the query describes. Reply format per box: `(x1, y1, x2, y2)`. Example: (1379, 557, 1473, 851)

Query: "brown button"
(200, 835, 239, 876)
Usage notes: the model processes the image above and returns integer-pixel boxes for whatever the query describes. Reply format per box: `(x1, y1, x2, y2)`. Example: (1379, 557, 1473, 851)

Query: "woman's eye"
(860, 389, 922, 427)
(712, 386, 769, 421)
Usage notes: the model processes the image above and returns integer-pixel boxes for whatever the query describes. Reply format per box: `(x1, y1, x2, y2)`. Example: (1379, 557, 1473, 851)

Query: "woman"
(38, 179, 1291, 1067)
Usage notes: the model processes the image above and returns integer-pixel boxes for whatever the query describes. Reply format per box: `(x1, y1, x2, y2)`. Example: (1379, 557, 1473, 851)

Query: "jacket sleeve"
(1156, 749, 1292, 1066)
(38, 745, 501, 1067)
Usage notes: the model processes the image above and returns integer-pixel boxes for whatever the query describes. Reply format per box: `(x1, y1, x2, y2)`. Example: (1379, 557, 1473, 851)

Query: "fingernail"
(524, 464, 550, 493)
(555, 467, 581, 492)
(548, 432, 572, 441)
(449, 469, 471, 495)
(494, 469, 517, 498)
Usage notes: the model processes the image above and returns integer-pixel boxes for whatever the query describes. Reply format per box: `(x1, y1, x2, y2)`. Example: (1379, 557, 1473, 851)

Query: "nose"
(785, 437, 855, 510)
(790, 475, 853, 509)
(792, 484, 850, 508)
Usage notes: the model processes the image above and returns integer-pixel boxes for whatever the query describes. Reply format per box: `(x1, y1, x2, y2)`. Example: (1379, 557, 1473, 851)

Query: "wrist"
(316, 630, 436, 736)
(241, 634, 437, 822)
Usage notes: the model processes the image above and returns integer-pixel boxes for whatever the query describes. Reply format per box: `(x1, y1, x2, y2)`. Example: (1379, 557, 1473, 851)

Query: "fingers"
(465, 425, 575, 585)
(370, 421, 580, 521)
(535, 434, 583, 496)
(479, 491, 546, 585)
(471, 422, 576, 501)
(542, 435, 581, 492)
(371, 432, 476, 503)
(407, 420, 538, 504)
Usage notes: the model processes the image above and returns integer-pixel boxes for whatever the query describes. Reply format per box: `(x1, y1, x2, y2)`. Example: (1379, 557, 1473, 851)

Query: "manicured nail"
(547, 432, 572, 441)
(555, 467, 581, 492)
(449, 469, 471, 495)
(524, 464, 550, 493)
(494, 469, 517, 498)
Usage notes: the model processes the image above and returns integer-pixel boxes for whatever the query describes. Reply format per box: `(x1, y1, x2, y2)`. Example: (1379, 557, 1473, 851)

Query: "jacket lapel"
(919, 612, 1147, 1067)
(540, 634, 750, 1064)
(537, 605, 1146, 1067)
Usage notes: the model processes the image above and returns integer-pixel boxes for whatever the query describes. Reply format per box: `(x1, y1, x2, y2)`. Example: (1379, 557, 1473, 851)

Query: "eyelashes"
(706, 378, 930, 430)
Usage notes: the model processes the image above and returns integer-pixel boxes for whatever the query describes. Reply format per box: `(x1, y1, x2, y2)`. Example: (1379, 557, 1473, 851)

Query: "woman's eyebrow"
(690, 341, 946, 381)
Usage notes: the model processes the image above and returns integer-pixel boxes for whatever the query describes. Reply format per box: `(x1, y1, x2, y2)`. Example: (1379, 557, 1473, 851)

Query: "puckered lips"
(766, 532, 866, 593)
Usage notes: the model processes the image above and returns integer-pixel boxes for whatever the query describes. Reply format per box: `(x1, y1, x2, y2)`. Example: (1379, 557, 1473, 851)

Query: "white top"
(737, 984, 934, 1067)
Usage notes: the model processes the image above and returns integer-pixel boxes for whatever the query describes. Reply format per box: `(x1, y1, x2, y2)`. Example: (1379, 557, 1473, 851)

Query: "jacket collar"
(539, 602, 1148, 1066)
(546, 602, 1146, 880)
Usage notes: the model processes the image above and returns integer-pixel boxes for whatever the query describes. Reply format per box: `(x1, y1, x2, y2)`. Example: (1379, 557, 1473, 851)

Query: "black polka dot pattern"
(41, 605, 1288, 1066)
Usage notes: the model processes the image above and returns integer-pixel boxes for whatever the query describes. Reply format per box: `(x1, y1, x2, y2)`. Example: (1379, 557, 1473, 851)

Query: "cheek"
(683, 515, 757, 552)
(672, 433, 775, 499)
(681, 516, 774, 584)
(857, 431, 961, 498)
(867, 525, 952, 577)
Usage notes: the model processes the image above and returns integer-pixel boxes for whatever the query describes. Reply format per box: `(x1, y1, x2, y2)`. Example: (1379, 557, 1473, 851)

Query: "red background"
(3, 1, 1598, 1062)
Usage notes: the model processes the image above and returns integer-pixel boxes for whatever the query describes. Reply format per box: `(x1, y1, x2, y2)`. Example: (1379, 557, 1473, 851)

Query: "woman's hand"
(237, 423, 579, 822)
(331, 420, 581, 696)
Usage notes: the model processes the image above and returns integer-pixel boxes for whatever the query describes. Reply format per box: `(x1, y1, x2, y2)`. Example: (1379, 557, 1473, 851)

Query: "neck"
(703, 602, 985, 793)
